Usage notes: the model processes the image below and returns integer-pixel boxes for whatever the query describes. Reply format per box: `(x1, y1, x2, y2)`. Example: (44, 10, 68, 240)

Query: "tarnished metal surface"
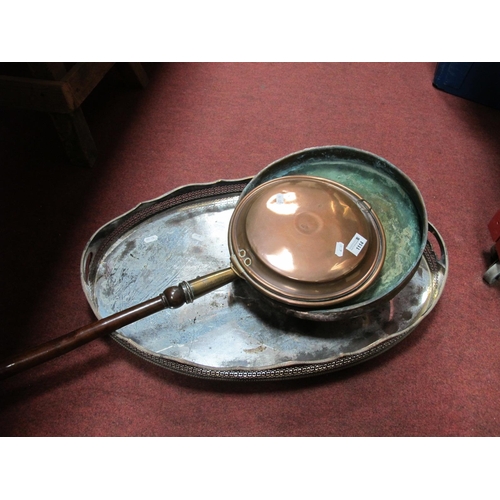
(81, 179, 447, 381)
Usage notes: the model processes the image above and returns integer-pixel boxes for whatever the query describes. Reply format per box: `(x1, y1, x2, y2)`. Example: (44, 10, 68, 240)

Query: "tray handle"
(427, 222, 448, 271)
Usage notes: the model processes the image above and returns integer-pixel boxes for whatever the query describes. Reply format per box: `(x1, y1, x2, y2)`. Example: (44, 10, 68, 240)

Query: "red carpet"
(1, 63, 500, 436)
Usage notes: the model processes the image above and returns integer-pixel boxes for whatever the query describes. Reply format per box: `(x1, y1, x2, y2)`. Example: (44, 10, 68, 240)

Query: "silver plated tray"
(81, 178, 448, 381)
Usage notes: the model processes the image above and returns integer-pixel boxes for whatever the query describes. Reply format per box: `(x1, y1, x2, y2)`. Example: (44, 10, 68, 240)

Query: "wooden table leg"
(49, 109, 98, 167)
(119, 62, 149, 88)
(28, 63, 98, 168)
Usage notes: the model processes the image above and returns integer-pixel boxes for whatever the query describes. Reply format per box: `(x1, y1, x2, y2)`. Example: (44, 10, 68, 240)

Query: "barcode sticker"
(346, 233, 367, 256)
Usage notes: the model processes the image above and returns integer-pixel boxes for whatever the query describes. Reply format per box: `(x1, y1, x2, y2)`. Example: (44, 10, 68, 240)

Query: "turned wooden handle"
(0, 268, 237, 380)
(0, 289, 183, 380)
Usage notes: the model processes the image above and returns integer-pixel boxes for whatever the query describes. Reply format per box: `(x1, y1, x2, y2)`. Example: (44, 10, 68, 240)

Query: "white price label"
(346, 233, 367, 256)
(335, 242, 344, 257)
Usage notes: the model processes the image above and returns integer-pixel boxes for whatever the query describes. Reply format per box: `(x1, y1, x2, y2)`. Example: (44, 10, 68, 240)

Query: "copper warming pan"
(0, 146, 435, 380)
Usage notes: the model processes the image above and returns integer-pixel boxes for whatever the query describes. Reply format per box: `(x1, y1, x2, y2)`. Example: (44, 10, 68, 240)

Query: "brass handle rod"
(0, 268, 237, 380)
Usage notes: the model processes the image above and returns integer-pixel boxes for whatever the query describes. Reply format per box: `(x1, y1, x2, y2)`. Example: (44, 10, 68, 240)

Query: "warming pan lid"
(229, 175, 386, 308)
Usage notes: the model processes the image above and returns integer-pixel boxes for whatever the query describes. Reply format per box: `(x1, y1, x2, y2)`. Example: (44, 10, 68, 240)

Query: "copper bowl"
(241, 146, 428, 319)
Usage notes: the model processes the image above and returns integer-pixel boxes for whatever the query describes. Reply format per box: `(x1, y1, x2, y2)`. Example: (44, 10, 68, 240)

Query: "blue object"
(433, 63, 500, 110)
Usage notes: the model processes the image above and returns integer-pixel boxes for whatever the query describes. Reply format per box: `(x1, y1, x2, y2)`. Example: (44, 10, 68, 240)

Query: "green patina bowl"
(242, 146, 428, 319)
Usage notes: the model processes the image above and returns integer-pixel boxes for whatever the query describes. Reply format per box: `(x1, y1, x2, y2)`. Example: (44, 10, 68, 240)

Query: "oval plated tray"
(81, 178, 448, 381)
